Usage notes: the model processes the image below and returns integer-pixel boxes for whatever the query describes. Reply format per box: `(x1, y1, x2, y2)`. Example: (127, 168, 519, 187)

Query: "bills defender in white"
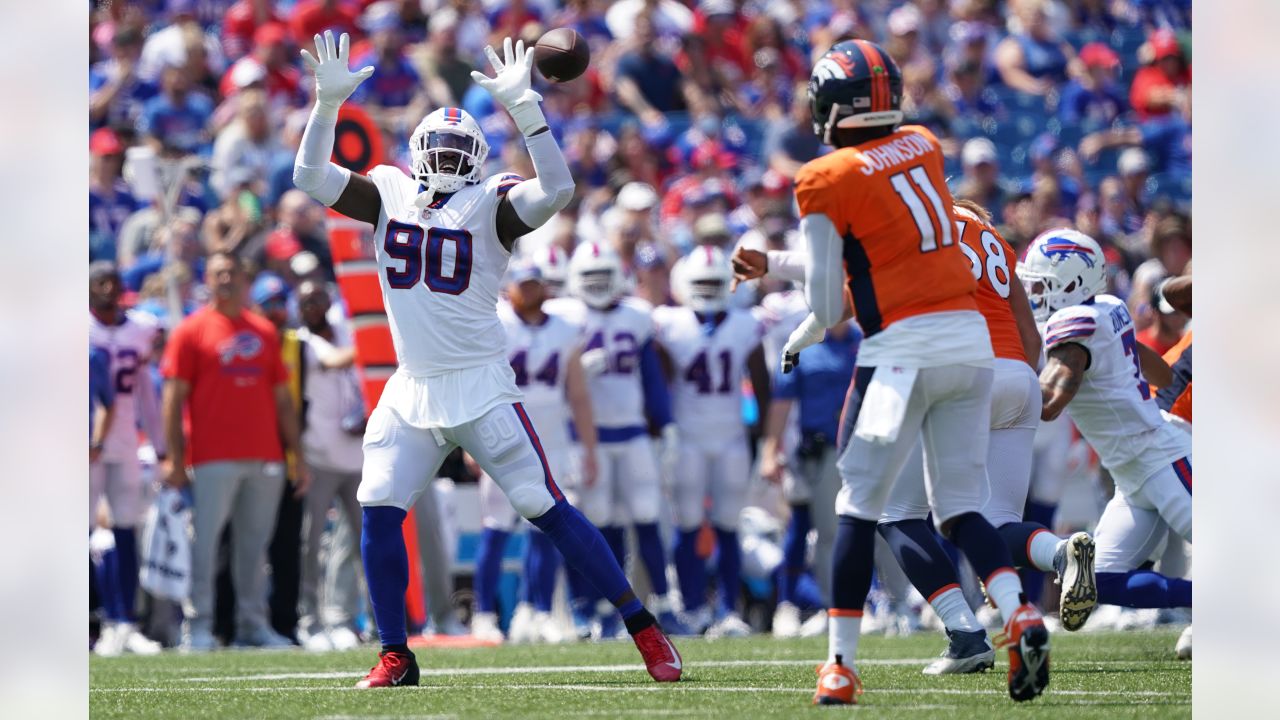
(654, 246, 771, 636)
(471, 261, 598, 644)
(292, 31, 682, 687)
(556, 241, 687, 637)
(89, 261, 165, 657)
(1023, 229, 1192, 653)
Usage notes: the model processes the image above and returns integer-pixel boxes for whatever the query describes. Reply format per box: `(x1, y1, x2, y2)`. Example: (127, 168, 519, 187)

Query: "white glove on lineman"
(659, 423, 680, 484)
(301, 30, 374, 111)
(781, 313, 828, 373)
(469, 37, 547, 136)
(579, 348, 609, 378)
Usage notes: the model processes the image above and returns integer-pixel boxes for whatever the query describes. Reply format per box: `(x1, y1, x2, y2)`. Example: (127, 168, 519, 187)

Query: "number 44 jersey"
(497, 302, 582, 451)
(654, 306, 766, 445)
(369, 165, 525, 377)
(1044, 294, 1188, 492)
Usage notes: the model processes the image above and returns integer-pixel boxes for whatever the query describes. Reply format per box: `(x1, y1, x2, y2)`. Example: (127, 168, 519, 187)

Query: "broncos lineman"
(1024, 229, 1192, 652)
(89, 261, 164, 656)
(471, 261, 598, 644)
(292, 32, 682, 686)
(654, 247, 771, 636)
(558, 241, 686, 637)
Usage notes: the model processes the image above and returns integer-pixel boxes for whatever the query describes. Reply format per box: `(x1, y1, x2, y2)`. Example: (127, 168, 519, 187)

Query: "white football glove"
(781, 313, 828, 374)
(579, 348, 609, 378)
(469, 37, 546, 136)
(300, 30, 374, 111)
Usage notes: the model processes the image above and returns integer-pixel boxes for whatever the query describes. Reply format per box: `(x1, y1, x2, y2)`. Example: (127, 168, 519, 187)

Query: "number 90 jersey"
(550, 296, 656, 431)
(654, 306, 766, 445)
(89, 310, 159, 461)
(369, 165, 525, 376)
(1044, 294, 1185, 491)
(497, 302, 582, 450)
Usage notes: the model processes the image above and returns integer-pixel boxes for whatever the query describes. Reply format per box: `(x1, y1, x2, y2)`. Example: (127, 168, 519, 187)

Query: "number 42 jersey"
(1044, 294, 1188, 491)
(654, 306, 766, 445)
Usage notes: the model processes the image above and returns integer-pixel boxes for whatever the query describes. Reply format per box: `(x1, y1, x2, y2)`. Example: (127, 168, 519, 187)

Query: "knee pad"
(508, 482, 556, 520)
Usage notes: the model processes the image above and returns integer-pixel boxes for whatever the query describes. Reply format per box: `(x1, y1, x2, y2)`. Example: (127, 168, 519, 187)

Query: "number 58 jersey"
(1044, 294, 1187, 491)
(654, 306, 766, 445)
(369, 165, 525, 377)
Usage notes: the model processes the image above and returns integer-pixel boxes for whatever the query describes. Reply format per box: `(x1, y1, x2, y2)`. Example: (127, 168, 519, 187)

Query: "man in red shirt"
(161, 251, 309, 651)
(289, 0, 361, 50)
(1129, 29, 1190, 121)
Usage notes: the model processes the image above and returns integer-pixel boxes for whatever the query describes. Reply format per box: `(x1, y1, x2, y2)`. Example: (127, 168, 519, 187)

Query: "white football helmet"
(674, 245, 733, 313)
(409, 107, 488, 196)
(568, 241, 626, 309)
(1020, 228, 1108, 322)
(532, 243, 569, 297)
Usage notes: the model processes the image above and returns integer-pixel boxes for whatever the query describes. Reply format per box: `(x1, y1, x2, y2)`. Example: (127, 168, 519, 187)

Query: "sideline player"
(654, 247, 771, 636)
(471, 261, 598, 644)
(292, 32, 682, 686)
(1023, 229, 1191, 649)
(733, 40, 1048, 703)
(89, 261, 165, 656)
(559, 241, 687, 637)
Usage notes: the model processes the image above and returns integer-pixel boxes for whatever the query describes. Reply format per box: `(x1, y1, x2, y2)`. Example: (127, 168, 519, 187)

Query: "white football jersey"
(497, 302, 583, 449)
(654, 306, 765, 443)
(1044, 294, 1184, 486)
(89, 310, 159, 460)
(552, 296, 656, 430)
(369, 165, 525, 377)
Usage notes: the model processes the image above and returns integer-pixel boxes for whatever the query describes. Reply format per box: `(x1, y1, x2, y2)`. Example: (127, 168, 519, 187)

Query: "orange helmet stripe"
(853, 40, 890, 112)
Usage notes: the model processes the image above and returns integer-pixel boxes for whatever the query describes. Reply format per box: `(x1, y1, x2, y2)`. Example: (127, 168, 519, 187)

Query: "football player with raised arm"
(292, 31, 681, 687)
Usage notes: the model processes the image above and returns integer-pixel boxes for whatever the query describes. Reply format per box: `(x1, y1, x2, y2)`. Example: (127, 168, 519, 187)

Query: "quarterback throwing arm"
(292, 32, 573, 242)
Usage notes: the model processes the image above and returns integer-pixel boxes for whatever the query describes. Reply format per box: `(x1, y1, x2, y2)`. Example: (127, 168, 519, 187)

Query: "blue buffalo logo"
(1040, 240, 1096, 268)
(218, 332, 264, 365)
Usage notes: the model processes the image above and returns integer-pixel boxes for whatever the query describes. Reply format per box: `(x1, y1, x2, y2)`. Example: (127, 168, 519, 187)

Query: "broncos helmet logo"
(811, 52, 856, 87)
(1040, 240, 1097, 268)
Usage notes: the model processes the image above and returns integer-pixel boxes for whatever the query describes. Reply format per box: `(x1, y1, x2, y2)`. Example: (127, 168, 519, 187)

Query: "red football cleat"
(355, 649, 420, 688)
(632, 624, 683, 682)
(813, 655, 862, 705)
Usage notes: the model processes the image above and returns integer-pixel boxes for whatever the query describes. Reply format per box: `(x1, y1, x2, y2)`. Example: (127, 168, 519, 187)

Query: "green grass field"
(90, 630, 1189, 719)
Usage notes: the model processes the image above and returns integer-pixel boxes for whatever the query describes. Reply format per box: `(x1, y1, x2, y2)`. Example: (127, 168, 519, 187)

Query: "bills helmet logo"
(218, 332, 264, 364)
(1040, 240, 1097, 268)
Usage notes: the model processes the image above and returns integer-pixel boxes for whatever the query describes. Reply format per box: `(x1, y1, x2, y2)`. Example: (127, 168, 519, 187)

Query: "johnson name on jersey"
(1044, 294, 1185, 485)
(497, 302, 582, 448)
(89, 310, 159, 460)
(369, 165, 524, 376)
(654, 306, 765, 443)
(552, 296, 656, 431)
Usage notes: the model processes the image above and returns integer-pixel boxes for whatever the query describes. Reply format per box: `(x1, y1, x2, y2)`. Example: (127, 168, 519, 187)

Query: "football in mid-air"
(534, 28, 589, 82)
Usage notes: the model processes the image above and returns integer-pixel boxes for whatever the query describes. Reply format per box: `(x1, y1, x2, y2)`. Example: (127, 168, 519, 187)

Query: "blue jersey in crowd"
(773, 326, 861, 442)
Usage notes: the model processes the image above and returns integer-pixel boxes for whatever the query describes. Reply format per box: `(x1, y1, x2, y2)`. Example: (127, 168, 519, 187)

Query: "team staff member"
(161, 251, 310, 651)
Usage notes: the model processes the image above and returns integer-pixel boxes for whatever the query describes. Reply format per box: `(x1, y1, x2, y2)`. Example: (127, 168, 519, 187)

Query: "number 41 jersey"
(654, 306, 766, 444)
(1044, 294, 1186, 490)
(368, 165, 524, 376)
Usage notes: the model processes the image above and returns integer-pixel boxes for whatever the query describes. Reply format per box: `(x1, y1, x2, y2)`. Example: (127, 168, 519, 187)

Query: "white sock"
(985, 569, 1026, 623)
(929, 586, 983, 632)
(1028, 530, 1064, 572)
(828, 611, 863, 665)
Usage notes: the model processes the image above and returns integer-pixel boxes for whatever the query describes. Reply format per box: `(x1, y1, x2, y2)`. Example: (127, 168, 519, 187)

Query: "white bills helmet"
(673, 245, 733, 313)
(1020, 228, 1108, 322)
(410, 107, 488, 196)
(568, 242, 626, 309)
(532, 243, 570, 296)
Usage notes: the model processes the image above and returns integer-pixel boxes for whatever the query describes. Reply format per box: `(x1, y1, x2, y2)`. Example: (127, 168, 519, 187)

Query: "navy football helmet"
(807, 40, 904, 145)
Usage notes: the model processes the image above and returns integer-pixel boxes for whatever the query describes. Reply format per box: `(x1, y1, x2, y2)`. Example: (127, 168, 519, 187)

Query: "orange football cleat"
(813, 655, 863, 705)
(997, 601, 1050, 701)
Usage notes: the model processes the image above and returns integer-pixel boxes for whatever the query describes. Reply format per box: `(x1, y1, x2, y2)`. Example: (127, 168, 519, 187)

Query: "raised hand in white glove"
(781, 313, 828, 374)
(579, 348, 609, 378)
(659, 423, 680, 484)
(469, 37, 546, 136)
(300, 30, 374, 111)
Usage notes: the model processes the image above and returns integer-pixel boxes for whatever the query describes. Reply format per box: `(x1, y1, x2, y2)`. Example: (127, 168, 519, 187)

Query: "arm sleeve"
(91, 349, 115, 408)
(765, 250, 807, 282)
(800, 213, 845, 328)
(639, 339, 673, 428)
(505, 130, 576, 229)
(292, 103, 352, 207)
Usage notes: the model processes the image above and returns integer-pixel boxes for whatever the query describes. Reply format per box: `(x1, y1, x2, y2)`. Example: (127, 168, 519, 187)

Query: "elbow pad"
(292, 162, 350, 207)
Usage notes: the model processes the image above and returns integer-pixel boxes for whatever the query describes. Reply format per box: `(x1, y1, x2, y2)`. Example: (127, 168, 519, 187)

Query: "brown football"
(534, 28, 589, 83)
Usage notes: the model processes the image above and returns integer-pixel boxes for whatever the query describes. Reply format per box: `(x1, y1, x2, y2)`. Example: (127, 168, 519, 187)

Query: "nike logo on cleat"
(661, 636, 682, 670)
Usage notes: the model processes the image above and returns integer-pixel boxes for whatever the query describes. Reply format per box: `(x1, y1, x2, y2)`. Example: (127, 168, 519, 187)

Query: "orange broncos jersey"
(794, 125, 977, 337)
(954, 206, 1026, 363)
